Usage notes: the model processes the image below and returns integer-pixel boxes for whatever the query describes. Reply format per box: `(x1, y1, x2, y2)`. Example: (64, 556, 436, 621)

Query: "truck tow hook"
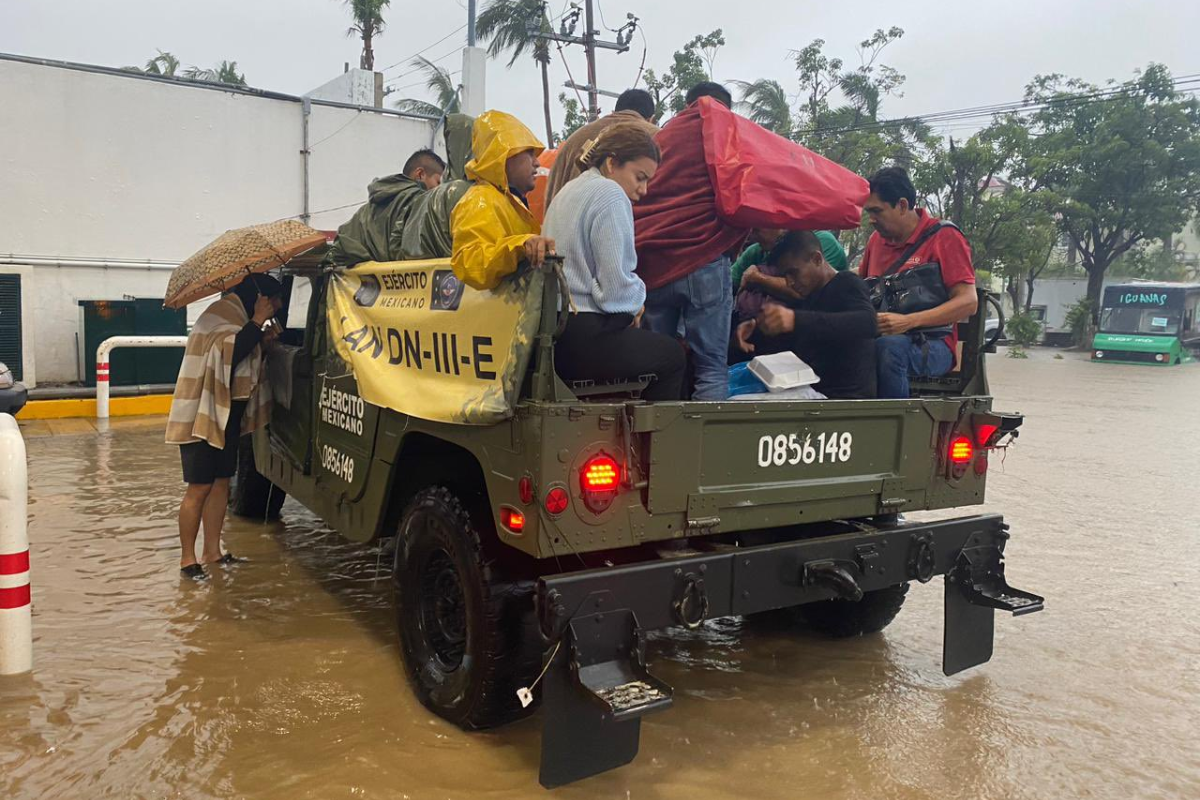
(804, 561, 864, 602)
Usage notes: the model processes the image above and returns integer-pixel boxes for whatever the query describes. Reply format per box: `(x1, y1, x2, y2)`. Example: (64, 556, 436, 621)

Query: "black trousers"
(555, 312, 687, 401)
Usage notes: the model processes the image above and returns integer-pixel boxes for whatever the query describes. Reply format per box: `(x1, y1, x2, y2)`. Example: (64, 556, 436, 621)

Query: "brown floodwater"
(2, 350, 1198, 800)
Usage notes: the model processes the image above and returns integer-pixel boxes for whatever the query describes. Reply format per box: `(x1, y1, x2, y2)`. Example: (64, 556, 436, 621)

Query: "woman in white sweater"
(543, 124, 686, 400)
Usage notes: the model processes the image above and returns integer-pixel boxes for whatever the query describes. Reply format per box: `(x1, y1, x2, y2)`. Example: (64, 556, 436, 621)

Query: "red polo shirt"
(858, 209, 975, 355)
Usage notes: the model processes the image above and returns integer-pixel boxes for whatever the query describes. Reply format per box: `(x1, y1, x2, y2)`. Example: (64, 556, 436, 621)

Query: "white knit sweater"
(542, 168, 646, 315)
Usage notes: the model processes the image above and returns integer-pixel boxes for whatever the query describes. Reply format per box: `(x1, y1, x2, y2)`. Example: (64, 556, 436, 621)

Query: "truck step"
(960, 574, 1044, 616)
(585, 674, 673, 720)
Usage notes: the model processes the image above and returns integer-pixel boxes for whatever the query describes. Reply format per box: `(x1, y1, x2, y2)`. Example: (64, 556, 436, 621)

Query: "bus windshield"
(1099, 307, 1181, 335)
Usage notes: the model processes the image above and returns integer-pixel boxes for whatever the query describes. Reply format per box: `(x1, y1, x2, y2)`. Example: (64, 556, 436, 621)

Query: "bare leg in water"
(200, 477, 231, 564)
(179, 482, 213, 569)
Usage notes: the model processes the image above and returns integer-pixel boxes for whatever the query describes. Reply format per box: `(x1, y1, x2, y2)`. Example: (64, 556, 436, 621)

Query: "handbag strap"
(881, 221, 960, 277)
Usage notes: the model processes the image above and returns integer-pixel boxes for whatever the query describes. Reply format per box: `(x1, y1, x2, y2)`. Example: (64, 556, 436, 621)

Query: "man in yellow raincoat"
(451, 110, 556, 290)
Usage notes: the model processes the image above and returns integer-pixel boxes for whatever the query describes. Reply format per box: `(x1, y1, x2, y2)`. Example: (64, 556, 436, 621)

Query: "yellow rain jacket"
(451, 110, 545, 290)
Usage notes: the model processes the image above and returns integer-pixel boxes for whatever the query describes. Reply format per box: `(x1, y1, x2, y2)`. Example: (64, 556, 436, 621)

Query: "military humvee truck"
(236, 256, 1042, 788)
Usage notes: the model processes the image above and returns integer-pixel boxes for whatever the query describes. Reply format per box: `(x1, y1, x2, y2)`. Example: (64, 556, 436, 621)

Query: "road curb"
(16, 394, 173, 420)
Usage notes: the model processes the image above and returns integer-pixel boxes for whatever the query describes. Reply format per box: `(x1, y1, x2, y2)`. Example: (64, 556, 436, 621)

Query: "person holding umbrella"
(165, 274, 282, 579)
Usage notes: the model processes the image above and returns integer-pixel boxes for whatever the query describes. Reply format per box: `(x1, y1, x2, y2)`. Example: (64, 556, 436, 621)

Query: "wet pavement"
(2, 349, 1198, 799)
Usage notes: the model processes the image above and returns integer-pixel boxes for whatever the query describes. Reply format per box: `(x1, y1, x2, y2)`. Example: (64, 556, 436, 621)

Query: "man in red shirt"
(858, 167, 978, 398)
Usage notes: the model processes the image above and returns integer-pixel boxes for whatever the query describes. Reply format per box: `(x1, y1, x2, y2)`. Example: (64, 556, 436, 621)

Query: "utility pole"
(583, 1, 600, 120)
(461, 0, 486, 116)
(533, 2, 637, 121)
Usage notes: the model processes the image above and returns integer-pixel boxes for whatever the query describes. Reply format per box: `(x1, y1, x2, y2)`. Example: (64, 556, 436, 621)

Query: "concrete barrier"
(0, 413, 31, 675)
(97, 336, 187, 419)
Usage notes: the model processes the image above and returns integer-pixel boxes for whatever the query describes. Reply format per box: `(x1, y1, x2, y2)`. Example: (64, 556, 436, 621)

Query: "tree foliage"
(642, 29, 725, 120)
(476, 0, 555, 144)
(184, 60, 247, 86)
(141, 50, 180, 76)
(343, 0, 389, 71)
(557, 92, 588, 142)
(918, 117, 1058, 308)
(1019, 63, 1200, 314)
(1006, 312, 1044, 347)
(122, 51, 247, 86)
(731, 79, 792, 137)
(394, 56, 460, 116)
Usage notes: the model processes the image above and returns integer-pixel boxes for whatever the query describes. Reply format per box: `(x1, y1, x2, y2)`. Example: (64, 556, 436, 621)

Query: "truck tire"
(229, 445, 286, 520)
(393, 486, 543, 729)
(799, 583, 909, 638)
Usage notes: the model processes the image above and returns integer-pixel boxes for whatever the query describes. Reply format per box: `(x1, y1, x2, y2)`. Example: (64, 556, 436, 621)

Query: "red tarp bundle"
(699, 99, 868, 230)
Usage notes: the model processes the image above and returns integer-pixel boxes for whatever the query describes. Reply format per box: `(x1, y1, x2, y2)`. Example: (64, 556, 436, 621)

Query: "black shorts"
(179, 402, 244, 484)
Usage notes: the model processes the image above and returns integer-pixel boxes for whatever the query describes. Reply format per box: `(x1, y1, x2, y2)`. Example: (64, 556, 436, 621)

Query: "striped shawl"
(165, 293, 271, 448)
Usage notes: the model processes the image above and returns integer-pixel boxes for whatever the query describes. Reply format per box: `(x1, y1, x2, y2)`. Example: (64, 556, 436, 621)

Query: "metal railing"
(96, 336, 188, 419)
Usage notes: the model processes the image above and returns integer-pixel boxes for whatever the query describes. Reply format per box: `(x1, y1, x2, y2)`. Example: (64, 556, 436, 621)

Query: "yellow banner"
(328, 259, 544, 425)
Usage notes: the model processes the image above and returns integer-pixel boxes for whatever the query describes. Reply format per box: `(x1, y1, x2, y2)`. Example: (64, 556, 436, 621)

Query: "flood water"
(2, 350, 1198, 800)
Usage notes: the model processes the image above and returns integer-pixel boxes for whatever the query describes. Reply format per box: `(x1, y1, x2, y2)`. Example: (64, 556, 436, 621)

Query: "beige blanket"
(165, 293, 271, 448)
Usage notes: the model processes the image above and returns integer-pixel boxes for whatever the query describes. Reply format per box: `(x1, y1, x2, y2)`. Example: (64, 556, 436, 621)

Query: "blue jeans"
(876, 334, 955, 399)
(644, 257, 733, 400)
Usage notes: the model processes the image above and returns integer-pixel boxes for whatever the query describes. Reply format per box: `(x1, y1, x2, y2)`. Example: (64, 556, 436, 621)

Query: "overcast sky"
(3, 0, 1199, 141)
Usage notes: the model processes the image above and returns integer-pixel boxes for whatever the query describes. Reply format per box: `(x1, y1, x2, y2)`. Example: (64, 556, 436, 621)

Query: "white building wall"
(305, 68, 378, 107)
(0, 56, 438, 385)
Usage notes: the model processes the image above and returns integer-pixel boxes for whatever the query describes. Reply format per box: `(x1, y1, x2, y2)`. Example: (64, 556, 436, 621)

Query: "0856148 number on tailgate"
(757, 431, 852, 467)
(645, 407, 915, 515)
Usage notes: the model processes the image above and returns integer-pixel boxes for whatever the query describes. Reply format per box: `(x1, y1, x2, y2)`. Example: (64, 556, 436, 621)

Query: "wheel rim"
(418, 548, 467, 670)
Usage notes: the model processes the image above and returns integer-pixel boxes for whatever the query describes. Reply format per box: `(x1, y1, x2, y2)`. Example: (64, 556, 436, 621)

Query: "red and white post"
(0, 413, 31, 675)
(96, 357, 110, 419)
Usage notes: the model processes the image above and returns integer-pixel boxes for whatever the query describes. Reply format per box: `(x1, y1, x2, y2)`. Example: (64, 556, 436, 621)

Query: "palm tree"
(394, 56, 461, 116)
(123, 50, 180, 76)
(184, 60, 248, 87)
(476, 0, 554, 145)
(343, 0, 390, 71)
(731, 79, 793, 137)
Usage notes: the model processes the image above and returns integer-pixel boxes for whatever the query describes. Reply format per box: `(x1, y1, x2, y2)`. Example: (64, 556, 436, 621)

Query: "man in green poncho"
(326, 149, 446, 267)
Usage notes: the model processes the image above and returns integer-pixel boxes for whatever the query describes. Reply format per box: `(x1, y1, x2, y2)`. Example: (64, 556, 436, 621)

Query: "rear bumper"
(534, 513, 1042, 788)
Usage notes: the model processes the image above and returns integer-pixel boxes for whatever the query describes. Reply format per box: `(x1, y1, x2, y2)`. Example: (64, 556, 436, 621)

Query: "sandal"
(212, 553, 245, 565)
(180, 564, 208, 580)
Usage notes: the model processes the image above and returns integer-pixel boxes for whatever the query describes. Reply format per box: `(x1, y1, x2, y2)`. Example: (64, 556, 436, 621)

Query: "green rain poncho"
(326, 174, 426, 267)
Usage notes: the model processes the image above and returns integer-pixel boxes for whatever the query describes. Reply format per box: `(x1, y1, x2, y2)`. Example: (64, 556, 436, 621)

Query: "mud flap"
(943, 545, 1043, 676)
(539, 608, 673, 789)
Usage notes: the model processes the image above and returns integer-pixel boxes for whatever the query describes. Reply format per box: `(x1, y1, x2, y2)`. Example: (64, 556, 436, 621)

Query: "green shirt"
(730, 231, 848, 290)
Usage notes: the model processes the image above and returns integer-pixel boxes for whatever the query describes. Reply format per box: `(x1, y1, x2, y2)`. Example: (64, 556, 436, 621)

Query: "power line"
(308, 110, 364, 149)
(634, 24, 647, 88)
(556, 42, 588, 110)
(595, 0, 616, 31)
(799, 74, 1200, 139)
(385, 45, 465, 86)
(389, 70, 461, 94)
(379, 24, 468, 74)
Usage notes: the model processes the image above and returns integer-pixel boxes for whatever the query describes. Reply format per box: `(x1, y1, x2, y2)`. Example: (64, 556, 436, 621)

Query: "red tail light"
(976, 423, 1000, 448)
(582, 456, 619, 490)
(544, 487, 569, 516)
(580, 454, 620, 513)
(518, 475, 534, 505)
(500, 506, 526, 533)
(949, 436, 974, 466)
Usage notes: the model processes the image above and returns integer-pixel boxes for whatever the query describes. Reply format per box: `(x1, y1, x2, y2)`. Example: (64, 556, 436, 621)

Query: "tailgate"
(632, 399, 962, 525)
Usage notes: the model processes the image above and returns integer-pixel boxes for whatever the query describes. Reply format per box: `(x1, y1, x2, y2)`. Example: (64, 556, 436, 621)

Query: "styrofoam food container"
(747, 351, 819, 392)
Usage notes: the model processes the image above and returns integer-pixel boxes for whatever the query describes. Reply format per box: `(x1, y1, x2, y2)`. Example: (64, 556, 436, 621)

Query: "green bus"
(1092, 282, 1200, 365)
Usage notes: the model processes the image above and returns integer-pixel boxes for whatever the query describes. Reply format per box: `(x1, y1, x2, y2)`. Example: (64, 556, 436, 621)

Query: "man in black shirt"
(734, 230, 877, 399)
